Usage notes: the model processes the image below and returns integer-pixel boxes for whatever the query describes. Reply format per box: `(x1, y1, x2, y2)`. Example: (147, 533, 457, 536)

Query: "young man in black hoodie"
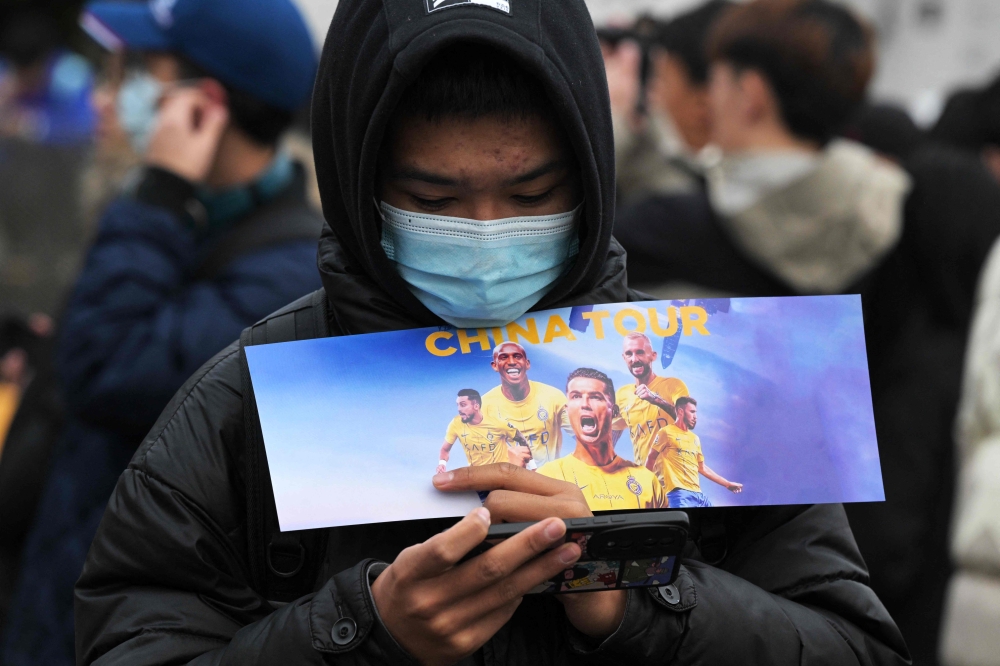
(75, 0, 909, 664)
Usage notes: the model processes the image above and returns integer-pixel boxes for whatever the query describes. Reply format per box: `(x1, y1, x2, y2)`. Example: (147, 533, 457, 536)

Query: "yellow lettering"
(613, 308, 647, 336)
(581, 310, 610, 339)
(489, 327, 505, 346)
(681, 306, 710, 335)
(543, 315, 576, 343)
(457, 328, 491, 354)
(425, 331, 457, 357)
(506, 318, 540, 345)
(648, 307, 679, 337)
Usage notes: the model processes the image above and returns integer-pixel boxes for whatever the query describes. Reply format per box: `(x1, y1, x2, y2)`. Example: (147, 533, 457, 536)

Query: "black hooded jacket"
(75, 0, 908, 664)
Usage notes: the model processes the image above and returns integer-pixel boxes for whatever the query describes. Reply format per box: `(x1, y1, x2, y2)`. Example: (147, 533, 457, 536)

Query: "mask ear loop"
(373, 198, 396, 261)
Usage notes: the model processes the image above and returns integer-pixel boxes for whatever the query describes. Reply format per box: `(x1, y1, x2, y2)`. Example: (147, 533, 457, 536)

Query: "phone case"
(464, 511, 688, 594)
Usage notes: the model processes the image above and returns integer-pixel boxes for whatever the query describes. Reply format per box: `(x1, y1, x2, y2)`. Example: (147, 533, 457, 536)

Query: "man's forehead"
(495, 342, 526, 356)
(623, 335, 652, 351)
(568, 377, 606, 392)
(387, 115, 568, 185)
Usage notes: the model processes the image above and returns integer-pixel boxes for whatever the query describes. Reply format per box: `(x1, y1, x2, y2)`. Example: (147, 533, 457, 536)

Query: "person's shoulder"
(124, 342, 247, 522)
(481, 385, 503, 404)
(615, 383, 632, 402)
(446, 415, 463, 430)
(479, 412, 507, 430)
(629, 462, 658, 485)
(536, 456, 567, 478)
(654, 375, 687, 391)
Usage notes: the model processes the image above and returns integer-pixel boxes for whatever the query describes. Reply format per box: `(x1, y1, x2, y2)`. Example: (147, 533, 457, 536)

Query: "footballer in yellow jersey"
(538, 368, 665, 511)
(646, 397, 743, 508)
(437, 389, 510, 472)
(481, 342, 568, 465)
(612, 333, 689, 469)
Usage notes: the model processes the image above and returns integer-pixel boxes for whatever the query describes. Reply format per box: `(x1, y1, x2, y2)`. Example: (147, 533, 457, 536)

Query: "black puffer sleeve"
(74, 343, 414, 666)
(560, 505, 911, 665)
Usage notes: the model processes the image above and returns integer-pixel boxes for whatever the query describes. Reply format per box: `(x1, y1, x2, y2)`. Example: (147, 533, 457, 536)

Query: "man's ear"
(740, 69, 780, 126)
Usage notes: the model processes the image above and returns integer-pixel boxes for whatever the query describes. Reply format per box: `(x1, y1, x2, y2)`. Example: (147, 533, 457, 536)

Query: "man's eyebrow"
(506, 160, 569, 186)
(387, 168, 458, 186)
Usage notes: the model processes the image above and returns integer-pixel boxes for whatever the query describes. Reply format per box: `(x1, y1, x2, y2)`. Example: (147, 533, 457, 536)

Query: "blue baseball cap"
(81, 0, 318, 111)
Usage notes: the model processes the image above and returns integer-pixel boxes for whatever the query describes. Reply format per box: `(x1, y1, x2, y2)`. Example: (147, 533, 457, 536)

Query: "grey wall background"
(293, 0, 1000, 127)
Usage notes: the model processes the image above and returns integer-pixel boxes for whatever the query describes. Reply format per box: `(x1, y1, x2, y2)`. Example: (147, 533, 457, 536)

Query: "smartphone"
(463, 511, 688, 594)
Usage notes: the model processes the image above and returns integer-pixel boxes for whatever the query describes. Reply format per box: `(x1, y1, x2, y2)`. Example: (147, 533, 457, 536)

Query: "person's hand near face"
(136, 54, 230, 184)
(146, 87, 228, 183)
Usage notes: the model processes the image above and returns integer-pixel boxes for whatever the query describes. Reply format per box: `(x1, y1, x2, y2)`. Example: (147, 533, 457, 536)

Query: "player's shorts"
(667, 489, 713, 508)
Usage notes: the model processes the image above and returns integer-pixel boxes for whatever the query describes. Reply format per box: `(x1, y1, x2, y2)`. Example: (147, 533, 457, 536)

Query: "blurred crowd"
(0, 0, 998, 664)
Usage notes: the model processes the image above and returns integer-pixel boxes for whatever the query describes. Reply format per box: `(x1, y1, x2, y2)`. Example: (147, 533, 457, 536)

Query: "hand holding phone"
(370, 508, 581, 666)
(145, 85, 228, 184)
(433, 464, 628, 638)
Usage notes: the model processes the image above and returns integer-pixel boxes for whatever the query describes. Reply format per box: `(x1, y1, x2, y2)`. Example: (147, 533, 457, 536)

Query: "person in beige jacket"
(941, 238, 1000, 666)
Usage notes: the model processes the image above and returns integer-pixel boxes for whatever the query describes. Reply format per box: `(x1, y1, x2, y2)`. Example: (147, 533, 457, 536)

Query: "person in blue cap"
(0, 0, 322, 663)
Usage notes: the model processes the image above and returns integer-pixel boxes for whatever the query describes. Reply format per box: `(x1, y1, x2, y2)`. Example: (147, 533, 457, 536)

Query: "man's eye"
(410, 195, 453, 210)
(512, 189, 556, 205)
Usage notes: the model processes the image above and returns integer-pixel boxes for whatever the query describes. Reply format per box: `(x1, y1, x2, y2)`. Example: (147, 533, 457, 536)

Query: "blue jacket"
(1, 170, 323, 666)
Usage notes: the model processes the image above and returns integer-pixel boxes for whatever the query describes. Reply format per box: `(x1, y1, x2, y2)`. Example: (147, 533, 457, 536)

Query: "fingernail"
(544, 519, 565, 541)
(558, 543, 580, 564)
(472, 507, 490, 526)
(432, 472, 453, 486)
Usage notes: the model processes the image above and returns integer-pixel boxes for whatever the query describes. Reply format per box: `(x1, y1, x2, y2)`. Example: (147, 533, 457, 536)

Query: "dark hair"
(178, 57, 293, 147)
(1, 12, 57, 68)
(675, 396, 698, 411)
(933, 78, 1000, 150)
(842, 102, 924, 162)
(566, 368, 614, 399)
(654, 0, 734, 85)
(708, 0, 874, 144)
(457, 388, 482, 406)
(393, 42, 555, 124)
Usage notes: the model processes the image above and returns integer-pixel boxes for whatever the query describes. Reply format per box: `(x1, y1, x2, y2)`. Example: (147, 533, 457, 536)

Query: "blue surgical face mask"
(378, 201, 581, 328)
(116, 72, 163, 155)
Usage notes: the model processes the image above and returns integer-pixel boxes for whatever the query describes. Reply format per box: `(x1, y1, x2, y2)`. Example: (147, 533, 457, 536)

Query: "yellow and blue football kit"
(651, 424, 704, 493)
(481, 380, 567, 465)
(443, 414, 510, 467)
(614, 375, 688, 468)
(538, 454, 665, 511)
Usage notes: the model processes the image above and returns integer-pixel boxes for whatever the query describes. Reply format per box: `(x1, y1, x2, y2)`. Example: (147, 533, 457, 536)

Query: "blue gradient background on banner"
(246, 295, 883, 531)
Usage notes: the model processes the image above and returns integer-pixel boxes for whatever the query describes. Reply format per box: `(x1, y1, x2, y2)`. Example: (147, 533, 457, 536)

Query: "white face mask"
(116, 72, 163, 155)
(378, 201, 581, 328)
(116, 71, 203, 155)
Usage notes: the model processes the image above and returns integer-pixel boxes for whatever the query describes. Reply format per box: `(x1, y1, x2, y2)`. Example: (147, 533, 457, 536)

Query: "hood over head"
(311, 0, 622, 333)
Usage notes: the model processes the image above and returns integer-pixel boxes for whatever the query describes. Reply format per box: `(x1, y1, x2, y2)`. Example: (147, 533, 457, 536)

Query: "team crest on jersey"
(626, 475, 643, 496)
(537, 407, 548, 422)
(424, 0, 510, 14)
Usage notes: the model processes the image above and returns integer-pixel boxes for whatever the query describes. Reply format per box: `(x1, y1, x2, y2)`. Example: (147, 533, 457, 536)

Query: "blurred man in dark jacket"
(73, 0, 908, 664)
(617, 1, 1000, 662)
(0, 0, 322, 663)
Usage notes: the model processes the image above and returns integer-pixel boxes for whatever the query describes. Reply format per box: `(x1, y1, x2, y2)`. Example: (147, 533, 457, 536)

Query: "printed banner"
(246, 295, 884, 531)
